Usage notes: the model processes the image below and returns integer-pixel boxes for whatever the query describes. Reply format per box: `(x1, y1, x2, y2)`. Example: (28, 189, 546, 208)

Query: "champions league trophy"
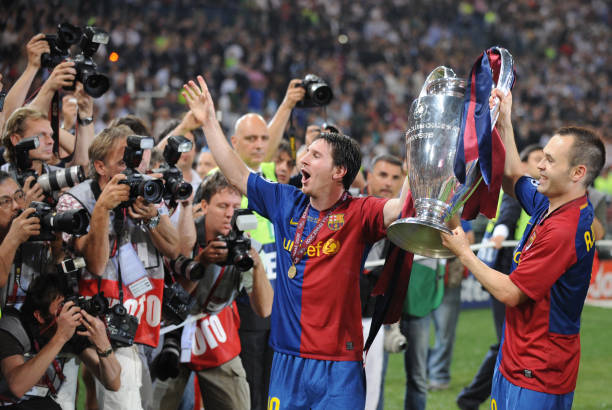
(387, 47, 514, 258)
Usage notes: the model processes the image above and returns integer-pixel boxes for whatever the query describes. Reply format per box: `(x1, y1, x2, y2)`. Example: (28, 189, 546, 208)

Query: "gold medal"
(288, 265, 297, 279)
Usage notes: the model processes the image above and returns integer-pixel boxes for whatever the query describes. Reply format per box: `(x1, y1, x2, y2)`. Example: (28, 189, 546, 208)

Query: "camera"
(170, 255, 205, 281)
(41, 23, 81, 68)
(105, 304, 139, 348)
(26, 201, 90, 241)
(14, 136, 39, 188)
(57, 256, 86, 294)
(156, 135, 193, 203)
(216, 209, 258, 272)
(13, 136, 85, 194)
(120, 135, 165, 206)
(42, 23, 111, 98)
(151, 329, 180, 381)
(296, 74, 333, 108)
(65, 293, 109, 318)
(162, 282, 196, 325)
(38, 165, 86, 194)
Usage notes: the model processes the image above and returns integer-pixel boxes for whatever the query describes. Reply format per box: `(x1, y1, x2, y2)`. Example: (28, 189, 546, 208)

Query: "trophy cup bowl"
(387, 47, 514, 258)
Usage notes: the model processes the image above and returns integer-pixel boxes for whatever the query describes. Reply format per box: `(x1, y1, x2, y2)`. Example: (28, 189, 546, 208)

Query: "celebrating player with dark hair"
(182, 75, 410, 409)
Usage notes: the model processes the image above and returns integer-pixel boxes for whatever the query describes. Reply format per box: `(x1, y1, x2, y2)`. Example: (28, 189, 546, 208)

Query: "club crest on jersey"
(322, 238, 340, 255)
(327, 214, 344, 231)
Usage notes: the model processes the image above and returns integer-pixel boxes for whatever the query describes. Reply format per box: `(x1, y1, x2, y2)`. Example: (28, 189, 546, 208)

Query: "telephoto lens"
(170, 255, 205, 281)
(37, 165, 86, 194)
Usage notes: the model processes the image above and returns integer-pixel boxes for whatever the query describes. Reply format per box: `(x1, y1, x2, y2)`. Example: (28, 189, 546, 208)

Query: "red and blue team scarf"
(455, 47, 516, 219)
(365, 197, 414, 352)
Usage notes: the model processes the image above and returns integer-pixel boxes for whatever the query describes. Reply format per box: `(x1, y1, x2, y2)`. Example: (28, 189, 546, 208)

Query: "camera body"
(120, 135, 164, 206)
(162, 282, 196, 325)
(26, 201, 90, 242)
(216, 209, 258, 272)
(297, 74, 333, 108)
(105, 304, 139, 348)
(120, 170, 165, 205)
(156, 135, 194, 203)
(42, 23, 111, 98)
(65, 293, 109, 318)
(41, 23, 81, 69)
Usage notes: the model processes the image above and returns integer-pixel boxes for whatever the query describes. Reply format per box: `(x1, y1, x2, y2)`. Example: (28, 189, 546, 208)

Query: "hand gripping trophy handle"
(387, 47, 514, 258)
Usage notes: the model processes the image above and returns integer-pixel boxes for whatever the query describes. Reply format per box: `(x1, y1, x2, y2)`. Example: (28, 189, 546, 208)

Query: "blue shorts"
(267, 351, 365, 410)
(491, 362, 574, 410)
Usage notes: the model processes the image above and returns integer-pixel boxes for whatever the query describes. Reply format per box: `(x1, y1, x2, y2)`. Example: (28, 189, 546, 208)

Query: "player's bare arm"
(182, 75, 250, 195)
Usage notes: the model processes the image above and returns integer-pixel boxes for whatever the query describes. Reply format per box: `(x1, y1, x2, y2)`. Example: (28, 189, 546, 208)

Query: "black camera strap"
(50, 91, 60, 155)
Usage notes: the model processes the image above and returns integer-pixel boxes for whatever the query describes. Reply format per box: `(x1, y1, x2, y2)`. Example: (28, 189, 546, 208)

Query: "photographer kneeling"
(152, 171, 273, 410)
(0, 273, 120, 409)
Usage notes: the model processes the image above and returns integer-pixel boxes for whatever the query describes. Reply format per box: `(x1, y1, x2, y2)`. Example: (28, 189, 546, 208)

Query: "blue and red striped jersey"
(501, 176, 595, 394)
(247, 173, 388, 361)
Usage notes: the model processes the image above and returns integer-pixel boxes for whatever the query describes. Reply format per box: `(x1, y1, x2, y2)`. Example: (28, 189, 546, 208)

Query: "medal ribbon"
(290, 191, 349, 266)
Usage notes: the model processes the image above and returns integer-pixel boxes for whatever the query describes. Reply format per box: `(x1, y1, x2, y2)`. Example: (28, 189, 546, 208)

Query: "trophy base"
(387, 217, 454, 259)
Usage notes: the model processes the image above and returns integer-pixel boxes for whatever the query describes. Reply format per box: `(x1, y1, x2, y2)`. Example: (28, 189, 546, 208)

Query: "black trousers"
(456, 296, 506, 409)
(239, 328, 274, 410)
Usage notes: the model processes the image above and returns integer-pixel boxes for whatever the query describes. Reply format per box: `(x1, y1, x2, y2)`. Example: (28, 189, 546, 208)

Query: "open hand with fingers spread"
(182, 76, 217, 126)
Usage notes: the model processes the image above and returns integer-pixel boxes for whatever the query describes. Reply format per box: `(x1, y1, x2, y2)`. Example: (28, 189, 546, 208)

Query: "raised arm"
(383, 176, 410, 228)
(183, 76, 249, 195)
(66, 83, 94, 167)
(2, 34, 50, 118)
(27, 61, 76, 114)
(493, 90, 523, 199)
(265, 79, 305, 162)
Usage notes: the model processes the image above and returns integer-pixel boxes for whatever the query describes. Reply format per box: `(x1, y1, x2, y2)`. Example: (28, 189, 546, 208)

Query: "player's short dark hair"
(557, 126, 606, 187)
(371, 154, 403, 170)
(196, 170, 240, 204)
(314, 132, 362, 190)
(519, 144, 543, 162)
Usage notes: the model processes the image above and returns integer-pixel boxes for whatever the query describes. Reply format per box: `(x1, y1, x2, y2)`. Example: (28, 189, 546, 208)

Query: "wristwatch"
(77, 115, 94, 126)
(97, 346, 113, 357)
(146, 209, 161, 230)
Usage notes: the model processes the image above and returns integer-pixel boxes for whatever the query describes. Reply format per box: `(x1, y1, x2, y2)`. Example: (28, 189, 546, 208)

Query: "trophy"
(387, 47, 514, 258)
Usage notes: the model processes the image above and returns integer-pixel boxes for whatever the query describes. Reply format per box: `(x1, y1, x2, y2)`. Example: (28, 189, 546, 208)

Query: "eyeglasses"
(0, 190, 26, 209)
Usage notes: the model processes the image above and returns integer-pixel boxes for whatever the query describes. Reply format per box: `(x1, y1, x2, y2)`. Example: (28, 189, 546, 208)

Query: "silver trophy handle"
(489, 47, 514, 128)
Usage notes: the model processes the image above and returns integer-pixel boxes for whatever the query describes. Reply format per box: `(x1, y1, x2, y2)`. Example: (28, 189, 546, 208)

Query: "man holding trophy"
(441, 88, 605, 409)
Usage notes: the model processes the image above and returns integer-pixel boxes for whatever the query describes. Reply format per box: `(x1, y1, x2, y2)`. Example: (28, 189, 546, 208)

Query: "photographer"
(56, 125, 179, 410)
(28, 63, 95, 169)
(0, 273, 120, 409)
(152, 171, 272, 410)
(0, 171, 64, 310)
